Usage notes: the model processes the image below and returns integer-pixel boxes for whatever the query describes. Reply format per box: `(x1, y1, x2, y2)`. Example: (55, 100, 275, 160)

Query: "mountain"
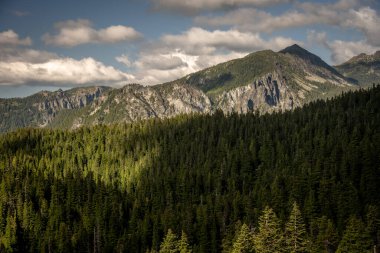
(175, 44, 353, 113)
(335, 51, 380, 86)
(0, 44, 355, 133)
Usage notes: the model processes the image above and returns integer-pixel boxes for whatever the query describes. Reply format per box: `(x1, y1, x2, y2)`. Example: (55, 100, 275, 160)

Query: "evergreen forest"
(0, 86, 379, 252)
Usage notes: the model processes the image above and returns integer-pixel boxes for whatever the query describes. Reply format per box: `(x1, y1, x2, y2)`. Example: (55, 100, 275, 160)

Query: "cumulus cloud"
(117, 27, 300, 85)
(0, 57, 134, 86)
(0, 42, 135, 86)
(329, 40, 379, 64)
(0, 30, 32, 46)
(161, 27, 300, 55)
(134, 54, 188, 70)
(42, 19, 142, 47)
(0, 48, 58, 63)
(151, 0, 292, 14)
(116, 54, 133, 67)
(344, 7, 380, 46)
(307, 30, 380, 64)
(194, 0, 380, 45)
(195, 0, 356, 32)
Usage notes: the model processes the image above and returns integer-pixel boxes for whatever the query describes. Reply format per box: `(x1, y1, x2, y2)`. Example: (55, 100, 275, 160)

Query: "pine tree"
(366, 205, 380, 252)
(336, 216, 372, 253)
(178, 231, 192, 253)
(310, 216, 339, 253)
(285, 202, 308, 253)
(231, 223, 254, 253)
(159, 229, 179, 253)
(253, 206, 283, 253)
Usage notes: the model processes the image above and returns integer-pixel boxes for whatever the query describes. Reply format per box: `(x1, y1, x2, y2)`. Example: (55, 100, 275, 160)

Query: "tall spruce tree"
(231, 223, 254, 253)
(253, 206, 283, 253)
(285, 202, 308, 253)
(336, 216, 372, 253)
(160, 229, 179, 253)
(178, 231, 192, 253)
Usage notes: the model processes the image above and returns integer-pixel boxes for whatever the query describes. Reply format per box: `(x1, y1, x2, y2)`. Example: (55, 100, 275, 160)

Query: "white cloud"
(344, 7, 380, 46)
(161, 27, 300, 55)
(194, 0, 380, 45)
(116, 54, 133, 67)
(195, 0, 356, 33)
(119, 51, 199, 85)
(0, 47, 58, 63)
(0, 51, 135, 86)
(117, 27, 300, 85)
(134, 54, 188, 70)
(42, 19, 142, 47)
(307, 30, 380, 64)
(0, 30, 32, 46)
(329, 40, 379, 64)
(151, 0, 292, 14)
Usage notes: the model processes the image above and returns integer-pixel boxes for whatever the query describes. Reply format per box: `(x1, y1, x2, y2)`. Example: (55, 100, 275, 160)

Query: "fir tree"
(253, 206, 283, 253)
(160, 229, 179, 253)
(285, 202, 308, 253)
(178, 231, 192, 253)
(231, 223, 254, 253)
(336, 216, 372, 253)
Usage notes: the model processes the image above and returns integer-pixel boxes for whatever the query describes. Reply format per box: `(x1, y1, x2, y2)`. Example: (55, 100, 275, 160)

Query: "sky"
(0, 0, 379, 98)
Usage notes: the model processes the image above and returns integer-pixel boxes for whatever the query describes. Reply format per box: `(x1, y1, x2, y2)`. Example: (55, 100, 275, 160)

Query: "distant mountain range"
(335, 50, 380, 86)
(1, 44, 378, 133)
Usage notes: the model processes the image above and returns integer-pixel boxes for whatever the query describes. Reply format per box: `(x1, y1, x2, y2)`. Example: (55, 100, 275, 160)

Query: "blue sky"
(0, 0, 379, 98)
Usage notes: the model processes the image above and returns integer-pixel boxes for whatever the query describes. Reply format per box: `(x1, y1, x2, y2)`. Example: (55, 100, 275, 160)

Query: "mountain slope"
(0, 86, 110, 132)
(0, 45, 356, 132)
(335, 51, 380, 86)
(171, 44, 353, 113)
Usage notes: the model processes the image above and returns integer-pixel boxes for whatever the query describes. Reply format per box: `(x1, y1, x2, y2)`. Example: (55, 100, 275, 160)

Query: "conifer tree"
(231, 223, 254, 253)
(336, 216, 372, 253)
(253, 206, 283, 253)
(285, 202, 308, 253)
(159, 229, 179, 253)
(178, 231, 192, 253)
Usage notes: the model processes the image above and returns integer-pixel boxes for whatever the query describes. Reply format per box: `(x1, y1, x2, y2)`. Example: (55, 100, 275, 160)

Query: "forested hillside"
(0, 86, 379, 252)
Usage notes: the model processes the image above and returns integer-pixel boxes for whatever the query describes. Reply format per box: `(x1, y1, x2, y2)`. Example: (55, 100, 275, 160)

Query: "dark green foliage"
(285, 202, 308, 253)
(253, 206, 283, 253)
(0, 86, 379, 252)
(231, 224, 254, 253)
(160, 229, 179, 253)
(336, 216, 372, 253)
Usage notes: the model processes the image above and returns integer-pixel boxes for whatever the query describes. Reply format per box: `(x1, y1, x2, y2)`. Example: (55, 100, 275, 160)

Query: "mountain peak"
(280, 44, 342, 76)
(280, 44, 305, 52)
(279, 44, 315, 59)
(343, 50, 380, 65)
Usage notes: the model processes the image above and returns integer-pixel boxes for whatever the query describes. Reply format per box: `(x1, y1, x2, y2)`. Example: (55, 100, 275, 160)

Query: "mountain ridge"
(335, 50, 380, 86)
(0, 44, 358, 132)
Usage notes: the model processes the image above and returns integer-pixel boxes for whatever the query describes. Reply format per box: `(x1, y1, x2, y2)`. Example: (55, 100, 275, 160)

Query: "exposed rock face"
(36, 87, 108, 126)
(86, 83, 212, 124)
(214, 71, 299, 114)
